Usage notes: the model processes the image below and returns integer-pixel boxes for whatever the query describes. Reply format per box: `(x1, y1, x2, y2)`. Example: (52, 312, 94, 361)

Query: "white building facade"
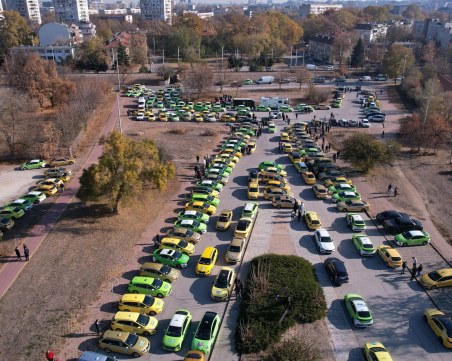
(4, 0, 42, 24)
(140, 0, 171, 23)
(300, 3, 342, 18)
(54, 0, 89, 23)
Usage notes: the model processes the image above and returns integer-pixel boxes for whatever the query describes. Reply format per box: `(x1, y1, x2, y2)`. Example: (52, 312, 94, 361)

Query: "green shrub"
(235, 254, 327, 354)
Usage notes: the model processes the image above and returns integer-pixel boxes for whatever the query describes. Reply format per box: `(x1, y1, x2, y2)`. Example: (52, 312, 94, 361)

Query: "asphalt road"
(88, 87, 451, 361)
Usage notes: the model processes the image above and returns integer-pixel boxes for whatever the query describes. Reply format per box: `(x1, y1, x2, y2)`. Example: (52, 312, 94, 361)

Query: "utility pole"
(177, 47, 180, 63)
(162, 49, 165, 64)
(116, 59, 122, 133)
(295, 48, 298, 66)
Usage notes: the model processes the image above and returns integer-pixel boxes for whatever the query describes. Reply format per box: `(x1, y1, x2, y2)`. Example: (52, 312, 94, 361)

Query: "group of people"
(387, 184, 399, 197)
(14, 244, 30, 261)
(401, 257, 423, 281)
(214, 94, 234, 106)
(291, 201, 305, 222)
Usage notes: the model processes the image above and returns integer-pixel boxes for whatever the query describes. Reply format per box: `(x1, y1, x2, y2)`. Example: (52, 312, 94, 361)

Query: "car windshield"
(391, 257, 402, 262)
(124, 333, 139, 347)
(160, 265, 171, 275)
(142, 295, 156, 306)
(166, 325, 182, 337)
(199, 257, 212, 265)
(195, 321, 212, 340)
(229, 245, 242, 252)
(321, 237, 332, 242)
(355, 220, 365, 225)
(178, 240, 188, 248)
(370, 347, 387, 353)
(249, 187, 258, 192)
(152, 279, 163, 288)
(428, 271, 442, 281)
(312, 220, 320, 225)
(137, 314, 150, 326)
(357, 311, 371, 318)
(219, 215, 230, 222)
(215, 274, 229, 288)
(237, 220, 250, 230)
(401, 231, 411, 238)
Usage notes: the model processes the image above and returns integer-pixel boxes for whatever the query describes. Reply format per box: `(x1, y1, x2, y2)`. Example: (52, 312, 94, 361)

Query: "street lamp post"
(116, 59, 122, 133)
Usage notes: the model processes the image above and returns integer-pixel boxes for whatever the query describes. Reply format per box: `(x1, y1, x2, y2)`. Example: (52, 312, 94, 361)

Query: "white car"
(349, 119, 359, 127)
(338, 119, 349, 127)
(136, 112, 145, 121)
(313, 229, 335, 254)
(269, 111, 282, 119)
(368, 114, 385, 122)
(359, 119, 370, 128)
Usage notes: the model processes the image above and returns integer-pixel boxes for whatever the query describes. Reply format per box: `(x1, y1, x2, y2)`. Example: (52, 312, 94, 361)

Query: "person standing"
(94, 319, 101, 336)
(196, 155, 200, 163)
(297, 209, 302, 222)
(300, 202, 305, 215)
(293, 202, 298, 213)
(296, 113, 299, 119)
(394, 187, 398, 197)
(412, 257, 418, 271)
(15, 247, 21, 261)
(417, 264, 423, 277)
(291, 210, 296, 221)
(23, 244, 29, 261)
(401, 261, 407, 274)
(46, 350, 55, 361)
(410, 267, 417, 281)
(387, 184, 392, 195)
(381, 131, 385, 139)
(60, 182, 65, 192)
(154, 234, 161, 248)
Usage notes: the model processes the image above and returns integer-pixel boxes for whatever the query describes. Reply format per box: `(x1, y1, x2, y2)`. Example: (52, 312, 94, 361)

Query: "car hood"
(226, 251, 240, 261)
(197, 264, 211, 272)
(212, 286, 228, 297)
(320, 242, 335, 251)
(163, 335, 182, 347)
(192, 339, 211, 353)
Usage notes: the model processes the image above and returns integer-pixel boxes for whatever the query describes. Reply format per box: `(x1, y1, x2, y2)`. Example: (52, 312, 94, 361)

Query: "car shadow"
(298, 234, 318, 255)
(112, 283, 130, 295)
(100, 301, 118, 314)
(327, 299, 352, 330)
(121, 269, 138, 281)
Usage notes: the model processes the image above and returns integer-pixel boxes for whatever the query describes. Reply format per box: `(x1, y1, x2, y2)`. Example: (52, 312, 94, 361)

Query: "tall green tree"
(350, 38, 365, 68)
(75, 38, 109, 72)
(117, 45, 130, 66)
(77, 132, 176, 213)
(342, 134, 400, 173)
(381, 44, 415, 79)
(0, 11, 35, 63)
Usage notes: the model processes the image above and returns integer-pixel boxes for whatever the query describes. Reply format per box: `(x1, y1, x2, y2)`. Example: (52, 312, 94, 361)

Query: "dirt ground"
(1, 81, 450, 360)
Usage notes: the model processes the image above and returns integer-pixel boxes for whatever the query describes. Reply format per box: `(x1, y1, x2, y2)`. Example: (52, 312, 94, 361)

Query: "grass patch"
(201, 129, 216, 137)
(235, 254, 327, 354)
(263, 334, 320, 361)
(166, 128, 187, 135)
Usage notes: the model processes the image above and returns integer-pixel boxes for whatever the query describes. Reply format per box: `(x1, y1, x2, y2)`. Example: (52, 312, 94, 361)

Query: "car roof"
(183, 210, 198, 216)
(160, 249, 176, 256)
(358, 236, 372, 245)
(78, 351, 116, 361)
(169, 312, 188, 328)
(352, 299, 369, 312)
(408, 230, 424, 237)
(180, 219, 195, 225)
(121, 293, 145, 302)
(316, 229, 330, 237)
(102, 330, 129, 342)
(244, 203, 256, 211)
(351, 214, 363, 221)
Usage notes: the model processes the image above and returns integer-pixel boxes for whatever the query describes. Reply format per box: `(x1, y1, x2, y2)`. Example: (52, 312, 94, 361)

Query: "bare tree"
(293, 68, 312, 89)
(40, 121, 62, 158)
(182, 63, 214, 98)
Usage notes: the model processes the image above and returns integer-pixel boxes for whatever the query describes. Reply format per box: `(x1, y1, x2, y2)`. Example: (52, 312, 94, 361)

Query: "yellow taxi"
(377, 245, 402, 268)
(159, 112, 168, 121)
(33, 184, 58, 196)
(118, 294, 164, 316)
(185, 350, 205, 361)
(420, 268, 452, 290)
(304, 211, 321, 230)
(159, 237, 195, 256)
(261, 173, 288, 184)
(247, 182, 259, 200)
(363, 342, 393, 361)
(216, 210, 233, 231)
(185, 201, 216, 216)
(312, 185, 328, 199)
(248, 141, 256, 153)
(49, 157, 76, 167)
(302, 171, 317, 185)
(265, 180, 290, 191)
(48, 172, 72, 183)
(111, 311, 158, 336)
(221, 148, 242, 159)
(194, 113, 203, 122)
(98, 330, 150, 358)
(261, 166, 288, 178)
(423, 309, 452, 348)
(36, 178, 63, 188)
(283, 143, 292, 153)
(324, 176, 353, 187)
(147, 113, 156, 121)
(195, 247, 218, 276)
(211, 267, 235, 300)
(234, 217, 253, 238)
(280, 132, 290, 142)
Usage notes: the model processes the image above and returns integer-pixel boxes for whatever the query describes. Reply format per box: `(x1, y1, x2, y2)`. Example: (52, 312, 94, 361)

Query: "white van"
(256, 76, 274, 84)
(259, 97, 288, 110)
(306, 64, 318, 70)
(359, 76, 372, 81)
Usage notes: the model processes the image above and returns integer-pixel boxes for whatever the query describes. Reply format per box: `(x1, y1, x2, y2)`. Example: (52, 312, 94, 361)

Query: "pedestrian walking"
(15, 247, 21, 261)
(291, 210, 296, 221)
(196, 155, 200, 163)
(410, 267, 417, 281)
(300, 202, 305, 215)
(387, 184, 392, 195)
(154, 234, 161, 248)
(60, 182, 65, 192)
(412, 257, 418, 270)
(297, 209, 302, 222)
(417, 264, 423, 276)
(235, 278, 242, 298)
(401, 261, 407, 274)
(394, 187, 398, 197)
(381, 130, 385, 139)
(287, 118, 291, 125)
(23, 244, 29, 261)
(333, 153, 337, 163)
(293, 202, 299, 212)
(296, 113, 299, 119)
(337, 150, 341, 158)
(94, 319, 101, 336)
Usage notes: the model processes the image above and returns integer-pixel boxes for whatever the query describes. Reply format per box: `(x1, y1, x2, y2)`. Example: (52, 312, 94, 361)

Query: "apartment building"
(140, 0, 171, 23)
(4, 0, 42, 24)
(300, 3, 342, 19)
(54, 0, 89, 23)
(353, 23, 388, 43)
(412, 18, 452, 50)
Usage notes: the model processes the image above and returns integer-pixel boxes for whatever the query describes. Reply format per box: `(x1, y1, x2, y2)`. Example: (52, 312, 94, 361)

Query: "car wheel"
(439, 337, 444, 345)
(361, 208, 366, 212)
(149, 311, 156, 316)
(431, 285, 437, 290)
(104, 348, 112, 353)
(422, 241, 428, 246)
(157, 293, 164, 298)
(401, 243, 407, 247)
(386, 262, 390, 267)
(143, 331, 151, 336)
(132, 352, 141, 358)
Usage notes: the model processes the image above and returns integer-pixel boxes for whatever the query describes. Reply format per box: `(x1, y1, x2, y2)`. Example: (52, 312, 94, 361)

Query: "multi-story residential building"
(140, 0, 171, 23)
(97, 8, 133, 23)
(0, 0, 3, 13)
(308, 34, 335, 64)
(10, 45, 75, 63)
(78, 20, 96, 38)
(300, 3, 342, 19)
(4, 0, 42, 24)
(40, 1, 55, 15)
(412, 18, 452, 50)
(353, 23, 388, 43)
(54, 0, 90, 23)
(88, 0, 103, 10)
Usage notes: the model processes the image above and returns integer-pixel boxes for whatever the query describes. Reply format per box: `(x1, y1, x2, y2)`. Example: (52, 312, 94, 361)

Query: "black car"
(382, 216, 423, 234)
(314, 163, 337, 176)
(376, 210, 410, 223)
(324, 257, 349, 286)
(248, 169, 259, 183)
(0, 217, 14, 232)
(318, 169, 344, 180)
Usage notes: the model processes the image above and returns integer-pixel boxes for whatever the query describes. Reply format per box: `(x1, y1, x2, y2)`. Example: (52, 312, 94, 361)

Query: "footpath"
(0, 98, 121, 299)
